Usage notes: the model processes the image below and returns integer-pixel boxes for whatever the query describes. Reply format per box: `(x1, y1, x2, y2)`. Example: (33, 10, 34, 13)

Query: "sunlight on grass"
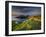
(12, 16, 41, 31)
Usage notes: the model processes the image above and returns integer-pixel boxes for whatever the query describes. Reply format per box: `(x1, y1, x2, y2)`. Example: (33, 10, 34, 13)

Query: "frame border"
(5, 1, 45, 36)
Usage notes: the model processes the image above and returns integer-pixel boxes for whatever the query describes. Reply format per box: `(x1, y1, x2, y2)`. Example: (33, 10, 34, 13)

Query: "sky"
(12, 6, 41, 16)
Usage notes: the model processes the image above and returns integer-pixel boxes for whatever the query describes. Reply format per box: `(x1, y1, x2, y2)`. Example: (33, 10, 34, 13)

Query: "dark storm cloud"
(12, 6, 41, 16)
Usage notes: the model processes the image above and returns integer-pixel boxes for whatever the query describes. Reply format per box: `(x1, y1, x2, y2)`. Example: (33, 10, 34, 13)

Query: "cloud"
(12, 6, 41, 16)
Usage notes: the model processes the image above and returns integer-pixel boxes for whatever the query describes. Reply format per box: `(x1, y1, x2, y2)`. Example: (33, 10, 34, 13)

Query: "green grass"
(12, 16, 41, 31)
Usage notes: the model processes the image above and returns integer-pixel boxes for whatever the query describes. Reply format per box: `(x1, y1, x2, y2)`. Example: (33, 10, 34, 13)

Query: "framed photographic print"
(5, 1, 45, 36)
